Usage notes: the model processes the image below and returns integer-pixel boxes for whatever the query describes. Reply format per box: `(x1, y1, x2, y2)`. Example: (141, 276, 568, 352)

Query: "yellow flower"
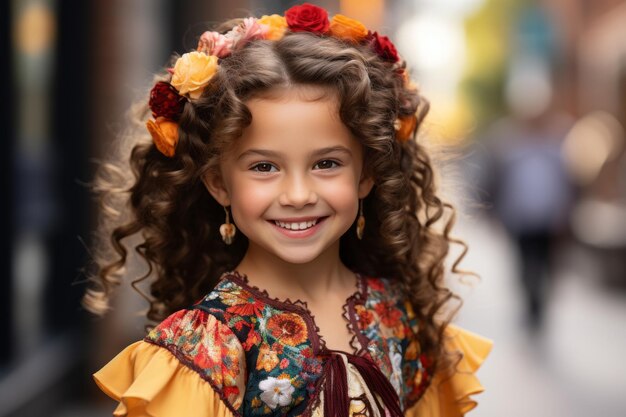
(329, 14, 368, 42)
(171, 51, 218, 99)
(146, 117, 179, 157)
(259, 14, 287, 41)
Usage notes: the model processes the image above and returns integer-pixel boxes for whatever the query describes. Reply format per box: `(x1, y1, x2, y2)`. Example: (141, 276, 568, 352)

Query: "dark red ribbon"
(321, 350, 403, 417)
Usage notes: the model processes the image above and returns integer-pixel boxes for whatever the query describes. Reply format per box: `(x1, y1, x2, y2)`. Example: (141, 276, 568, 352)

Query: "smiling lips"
(270, 217, 327, 234)
(274, 219, 317, 230)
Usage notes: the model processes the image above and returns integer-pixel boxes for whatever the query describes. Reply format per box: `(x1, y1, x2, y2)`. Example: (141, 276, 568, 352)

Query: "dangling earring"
(219, 206, 236, 245)
(356, 199, 365, 240)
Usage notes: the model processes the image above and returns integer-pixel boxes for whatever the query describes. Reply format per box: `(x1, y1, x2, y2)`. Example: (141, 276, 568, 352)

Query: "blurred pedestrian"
(484, 64, 574, 328)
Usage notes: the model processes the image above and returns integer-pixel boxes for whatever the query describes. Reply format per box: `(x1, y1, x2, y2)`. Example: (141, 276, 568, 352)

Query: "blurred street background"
(2, 0, 625, 416)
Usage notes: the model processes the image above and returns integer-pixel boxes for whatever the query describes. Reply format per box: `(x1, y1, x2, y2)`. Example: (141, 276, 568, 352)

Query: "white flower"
(389, 342, 403, 396)
(259, 376, 295, 409)
(204, 291, 219, 301)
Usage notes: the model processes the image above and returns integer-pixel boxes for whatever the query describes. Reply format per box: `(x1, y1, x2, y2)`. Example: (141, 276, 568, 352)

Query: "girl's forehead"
(230, 86, 358, 155)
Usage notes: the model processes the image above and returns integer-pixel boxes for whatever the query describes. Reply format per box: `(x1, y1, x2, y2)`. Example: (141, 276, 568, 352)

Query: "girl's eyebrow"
(237, 146, 352, 160)
(312, 146, 353, 158)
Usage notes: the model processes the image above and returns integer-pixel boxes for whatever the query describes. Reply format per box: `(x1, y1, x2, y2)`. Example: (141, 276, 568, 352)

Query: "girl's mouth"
(268, 216, 328, 236)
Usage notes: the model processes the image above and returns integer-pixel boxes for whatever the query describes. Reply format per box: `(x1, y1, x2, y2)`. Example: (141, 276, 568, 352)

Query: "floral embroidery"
(144, 310, 246, 410)
(259, 376, 296, 409)
(267, 312, 308, 346)
(194, 275, 322, 416)
(389, 340, 404, 395)
(374, 300, 403, 327)
(145, 272, 432, 416)
(359, 276, 433, 409)
(256, 342, 280, 372)
(221, 287, 265, 316)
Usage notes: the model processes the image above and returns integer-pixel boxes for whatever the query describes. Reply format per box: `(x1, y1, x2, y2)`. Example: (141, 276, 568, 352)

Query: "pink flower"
(197, 31, 233, 58)
(226, 17, 268, 50)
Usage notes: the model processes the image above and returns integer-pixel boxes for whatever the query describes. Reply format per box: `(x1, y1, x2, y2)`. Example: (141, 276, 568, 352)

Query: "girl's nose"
(278, 174, 318, 208)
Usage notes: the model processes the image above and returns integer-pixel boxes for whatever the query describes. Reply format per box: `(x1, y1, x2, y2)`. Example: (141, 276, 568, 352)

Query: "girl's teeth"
(274, 219, 318, 230)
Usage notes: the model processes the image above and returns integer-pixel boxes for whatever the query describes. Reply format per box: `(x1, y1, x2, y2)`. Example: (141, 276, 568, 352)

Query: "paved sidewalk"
(451, 215, 626, 417)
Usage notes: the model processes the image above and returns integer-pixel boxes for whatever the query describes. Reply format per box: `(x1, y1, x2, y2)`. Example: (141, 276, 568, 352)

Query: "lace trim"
(341, 276, 371, 356)
(222, 270, 366, 356)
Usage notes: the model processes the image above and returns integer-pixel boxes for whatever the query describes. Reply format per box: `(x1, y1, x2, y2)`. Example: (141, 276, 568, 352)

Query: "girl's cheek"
(230, 177, 276, 209)
(243, 179, 277, 199)
(319, 178, 360, 211)
(320, 174, 360, 195)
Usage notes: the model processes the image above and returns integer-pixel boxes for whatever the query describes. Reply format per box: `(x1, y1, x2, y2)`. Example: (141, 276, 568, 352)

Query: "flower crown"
(146, 3, 419, 157)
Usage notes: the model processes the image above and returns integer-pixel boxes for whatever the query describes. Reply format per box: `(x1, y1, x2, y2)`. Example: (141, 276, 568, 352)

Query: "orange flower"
(226, 297, 264, 316)
(395, 114, 417, 142)
(146, 117, 179, 157)
(405, 339, 420, 360)
(329, 14, 368, 42)
(256, 342, 280, 372)
(404, 300, 416, 320)
(259, 14, 288, 41)
(171, 51, 218, 99)
(354, 305, 374, 330)
(392, 323, 407, 338)
(267, 312, 308, 346)
(374, 301, 402, 327)
(242, 329, 261, 350)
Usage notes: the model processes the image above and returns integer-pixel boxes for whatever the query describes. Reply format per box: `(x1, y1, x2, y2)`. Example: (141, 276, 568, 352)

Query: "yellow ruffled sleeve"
(405, 324, 493, 417)
(93, 310, 246, 417)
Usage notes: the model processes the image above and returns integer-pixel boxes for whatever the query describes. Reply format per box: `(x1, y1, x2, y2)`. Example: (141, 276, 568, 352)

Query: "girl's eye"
(251, 163, 277, 173)
(314, 160, 340, 170)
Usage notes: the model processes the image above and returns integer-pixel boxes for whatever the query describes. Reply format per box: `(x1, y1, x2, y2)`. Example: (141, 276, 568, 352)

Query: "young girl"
(87, 4, 492, 416)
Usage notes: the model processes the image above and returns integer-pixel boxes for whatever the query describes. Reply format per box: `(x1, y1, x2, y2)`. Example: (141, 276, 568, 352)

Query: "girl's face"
(205, 85, 373, 265)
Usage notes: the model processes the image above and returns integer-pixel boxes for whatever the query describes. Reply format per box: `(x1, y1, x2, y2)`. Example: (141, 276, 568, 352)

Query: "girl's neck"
(235, 242, 355, 305)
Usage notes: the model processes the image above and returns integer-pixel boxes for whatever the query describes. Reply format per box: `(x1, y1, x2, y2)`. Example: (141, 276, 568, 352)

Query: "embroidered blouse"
(94, 272, 492, 417)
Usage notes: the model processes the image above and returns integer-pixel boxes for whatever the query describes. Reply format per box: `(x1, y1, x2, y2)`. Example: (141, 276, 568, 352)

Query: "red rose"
(370, 31, 399, 63)
(285, 3, 330, 34)
(149, 81, 185, 120)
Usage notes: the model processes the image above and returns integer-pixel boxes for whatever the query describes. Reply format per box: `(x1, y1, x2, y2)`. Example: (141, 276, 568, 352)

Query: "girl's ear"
(358, 175, 374, 199)
(202, 172, 231, 207)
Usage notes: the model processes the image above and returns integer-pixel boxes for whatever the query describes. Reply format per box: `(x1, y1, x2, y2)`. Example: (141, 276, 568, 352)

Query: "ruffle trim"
(405, 324, 492, 417)
(93, 341, 239, 417)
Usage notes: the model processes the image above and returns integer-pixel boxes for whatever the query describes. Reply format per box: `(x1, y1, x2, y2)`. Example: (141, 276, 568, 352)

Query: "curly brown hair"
(84, 29, 469, 378)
